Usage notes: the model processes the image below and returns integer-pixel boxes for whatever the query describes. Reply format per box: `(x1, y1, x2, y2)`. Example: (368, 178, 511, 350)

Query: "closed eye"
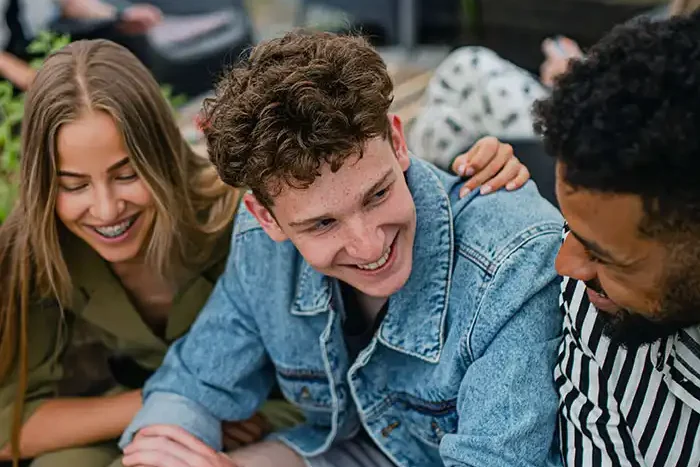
(116, 173, 138, 181)
(584, 248, 606, 265)
(60, 183, 88, 193)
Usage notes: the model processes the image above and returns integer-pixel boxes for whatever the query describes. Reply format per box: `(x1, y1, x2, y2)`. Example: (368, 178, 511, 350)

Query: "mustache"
(585, 279, 608, 297)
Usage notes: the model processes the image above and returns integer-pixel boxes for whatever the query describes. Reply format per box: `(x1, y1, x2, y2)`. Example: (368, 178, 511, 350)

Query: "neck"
(109, 254, 150, 281)
(354, 290, 388, 318)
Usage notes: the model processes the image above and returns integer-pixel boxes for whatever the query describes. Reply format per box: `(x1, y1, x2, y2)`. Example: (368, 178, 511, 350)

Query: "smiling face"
(245, 116, 416, 299)
(555, 163, 700, 347)
(55, 110, 156, 265)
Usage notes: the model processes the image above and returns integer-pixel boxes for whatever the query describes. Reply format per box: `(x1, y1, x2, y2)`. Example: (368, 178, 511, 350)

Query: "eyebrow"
(569, 229, 616, 262)
(58, 157, 130, 178)
(288, 169, 394, 228)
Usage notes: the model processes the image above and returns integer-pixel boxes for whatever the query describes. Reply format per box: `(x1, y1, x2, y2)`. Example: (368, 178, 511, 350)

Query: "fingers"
(558, 36, 583, 58)
(478, 156, 530, 195)
(452, 151, 470, 176)
(134, 425, 215, 457)
(453, 136, 532, 197)
(247, 413, 271, 435)
(541, 38, 560, 59)
(507, 165, 530, 191)
(223, 423, 259, 446)
(122, 448, 190, 467)
(480, 156, 529, 194)
(451, 137, 493, 176)
(122, 436, 200, 467)
(222, 414, 269, 450)
(454, 136, 510, 177)
(459, 140, 512, 197)
(540, 56, 569, 87)
(451, 149, 473, 177)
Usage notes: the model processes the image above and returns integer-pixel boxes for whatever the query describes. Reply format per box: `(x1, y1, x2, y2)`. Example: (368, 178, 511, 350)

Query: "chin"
(92, 245, 143, 264)
(353, 262, 412, 298)
(355, 281, 403, 298)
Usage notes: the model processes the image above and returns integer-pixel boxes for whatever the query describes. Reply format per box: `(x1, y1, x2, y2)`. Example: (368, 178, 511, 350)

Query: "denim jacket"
(121, 158, 565, 467)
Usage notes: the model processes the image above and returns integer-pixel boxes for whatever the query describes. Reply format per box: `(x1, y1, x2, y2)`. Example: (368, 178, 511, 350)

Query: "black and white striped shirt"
(555, 275, 700, 466)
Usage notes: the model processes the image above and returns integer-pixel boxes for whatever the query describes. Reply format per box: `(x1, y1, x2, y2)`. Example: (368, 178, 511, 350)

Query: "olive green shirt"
(0, 227, 300, 447)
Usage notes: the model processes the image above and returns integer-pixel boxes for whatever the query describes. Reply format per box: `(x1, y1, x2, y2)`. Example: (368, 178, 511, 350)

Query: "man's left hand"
(122, 425, 238, 467)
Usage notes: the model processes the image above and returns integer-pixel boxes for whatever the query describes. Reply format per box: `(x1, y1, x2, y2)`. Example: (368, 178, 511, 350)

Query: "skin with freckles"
(245, 115, 415, 301)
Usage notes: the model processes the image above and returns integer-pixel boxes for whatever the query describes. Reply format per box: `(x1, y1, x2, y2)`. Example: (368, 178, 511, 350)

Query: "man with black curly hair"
(534, 11, 700, 466)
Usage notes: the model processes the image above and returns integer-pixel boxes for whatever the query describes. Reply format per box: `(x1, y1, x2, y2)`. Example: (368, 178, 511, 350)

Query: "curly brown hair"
(202, 30, 394, 206)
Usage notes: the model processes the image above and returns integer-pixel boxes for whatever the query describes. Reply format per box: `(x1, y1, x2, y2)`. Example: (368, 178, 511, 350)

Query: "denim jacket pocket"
(398, 393, 459, 448)
(276, 366, 335, 430)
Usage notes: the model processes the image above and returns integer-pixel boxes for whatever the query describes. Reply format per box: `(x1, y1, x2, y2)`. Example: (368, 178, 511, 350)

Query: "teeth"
(357, 247, 391, 271)
(94, 217, 134, 238)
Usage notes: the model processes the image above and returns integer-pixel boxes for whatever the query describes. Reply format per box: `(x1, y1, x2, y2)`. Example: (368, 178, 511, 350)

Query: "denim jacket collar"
(291, 158, 452, 363)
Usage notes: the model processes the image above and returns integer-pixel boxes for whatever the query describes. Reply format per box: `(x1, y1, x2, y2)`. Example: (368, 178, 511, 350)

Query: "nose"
(555, 235, 597, 282)
(89, 184, 124, 223)
(344, 218, 386, 263)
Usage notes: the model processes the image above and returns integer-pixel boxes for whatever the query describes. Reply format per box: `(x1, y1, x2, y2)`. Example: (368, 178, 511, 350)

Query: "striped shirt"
(555, 275, 700, 466)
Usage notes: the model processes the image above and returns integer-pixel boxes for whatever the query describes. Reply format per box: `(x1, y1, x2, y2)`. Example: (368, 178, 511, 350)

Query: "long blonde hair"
(0, 39, 237, 462)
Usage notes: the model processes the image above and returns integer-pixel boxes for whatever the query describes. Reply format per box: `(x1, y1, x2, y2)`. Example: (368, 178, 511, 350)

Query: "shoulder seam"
(456, 221, 562, 275)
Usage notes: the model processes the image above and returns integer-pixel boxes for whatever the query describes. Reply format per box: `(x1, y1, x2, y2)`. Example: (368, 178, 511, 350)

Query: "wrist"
(112, 389, 143, 410)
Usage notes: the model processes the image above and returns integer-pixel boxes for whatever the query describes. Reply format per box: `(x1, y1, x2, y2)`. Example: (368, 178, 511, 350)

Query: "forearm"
(58, 0, 123, 20)
(229, 441, 307, 467)
(0, 52, 35, 91)
(0, 389, 141, 460)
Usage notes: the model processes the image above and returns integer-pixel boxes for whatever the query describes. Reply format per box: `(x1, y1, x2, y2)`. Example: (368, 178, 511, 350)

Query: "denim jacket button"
(431, 421, 445, 438)
(300, 386, 311, 399)
(381, 421, 400, 437)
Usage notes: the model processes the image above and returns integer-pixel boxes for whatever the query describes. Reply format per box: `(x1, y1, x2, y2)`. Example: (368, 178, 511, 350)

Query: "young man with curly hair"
(117, 30, 564, 467)
(534, 11, 700, 466)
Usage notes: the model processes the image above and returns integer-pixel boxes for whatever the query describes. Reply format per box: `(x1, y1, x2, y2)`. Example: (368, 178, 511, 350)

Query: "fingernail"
(465, 166, 475, 176)
(480, 185, 492, 195)
(506, 182, 516, 190)
(457, 164, 466, 175)
(460, 188, 470, 198)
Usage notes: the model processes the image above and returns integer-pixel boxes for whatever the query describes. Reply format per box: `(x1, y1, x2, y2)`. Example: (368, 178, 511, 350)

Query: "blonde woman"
(0, 39, 303, 467)
(0, 39, 529, 467)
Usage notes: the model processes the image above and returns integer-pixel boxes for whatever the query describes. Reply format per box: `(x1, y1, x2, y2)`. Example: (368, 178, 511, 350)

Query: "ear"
(243, 193, 289, 242)
(389, 114, 410, 171)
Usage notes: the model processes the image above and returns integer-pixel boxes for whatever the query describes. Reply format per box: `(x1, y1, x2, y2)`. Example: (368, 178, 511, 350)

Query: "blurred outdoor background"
(0, 0, 669, 221)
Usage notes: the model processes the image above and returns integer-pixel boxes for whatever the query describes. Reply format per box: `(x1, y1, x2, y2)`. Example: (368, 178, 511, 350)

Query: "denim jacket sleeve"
(119, 233, 275, 451)
(440, 231, 563, 467)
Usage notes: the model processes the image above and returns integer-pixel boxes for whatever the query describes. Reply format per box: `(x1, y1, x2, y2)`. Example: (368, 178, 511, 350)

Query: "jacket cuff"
(118, 392, 222, 451)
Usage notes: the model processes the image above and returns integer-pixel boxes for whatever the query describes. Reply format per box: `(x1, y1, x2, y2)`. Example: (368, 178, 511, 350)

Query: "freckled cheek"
(384, 191, 415, 227)
(297, 236, 344, 270)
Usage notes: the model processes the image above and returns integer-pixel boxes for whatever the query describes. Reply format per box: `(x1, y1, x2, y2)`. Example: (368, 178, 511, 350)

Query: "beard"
(591, 268, 700, 349)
